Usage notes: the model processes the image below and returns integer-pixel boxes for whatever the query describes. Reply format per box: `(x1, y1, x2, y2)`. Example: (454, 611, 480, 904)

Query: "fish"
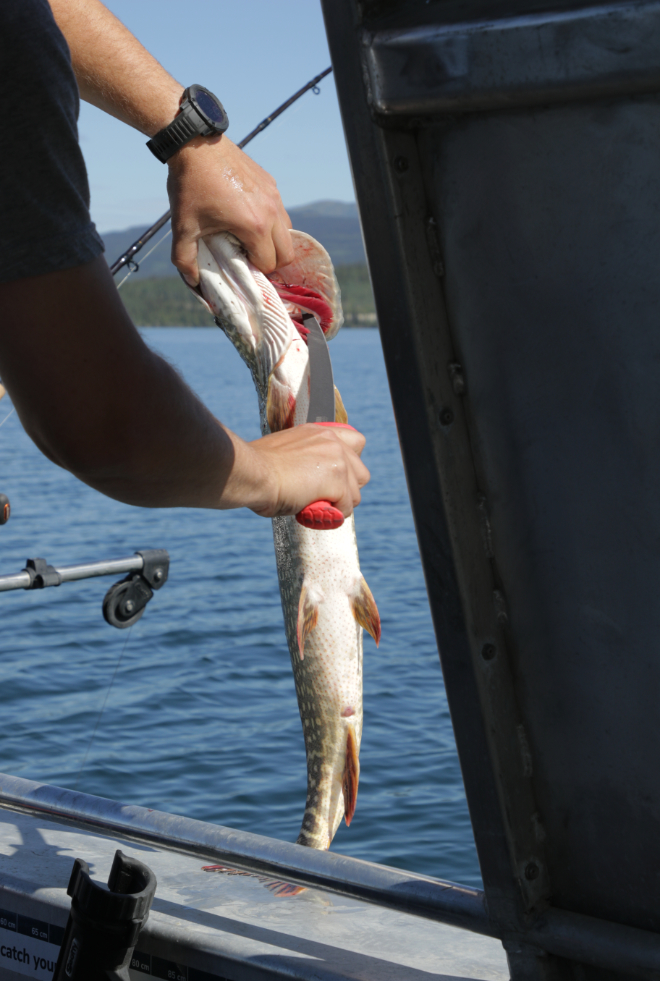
(191, 230, 381, 849)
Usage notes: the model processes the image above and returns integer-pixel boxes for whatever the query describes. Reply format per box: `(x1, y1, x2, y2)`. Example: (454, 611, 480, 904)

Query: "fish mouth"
(270, 281, 334, 337)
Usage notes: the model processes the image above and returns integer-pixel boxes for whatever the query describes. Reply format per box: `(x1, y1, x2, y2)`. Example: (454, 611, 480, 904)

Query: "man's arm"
(0, 258, 369, 516)
(47, 0, 294, 281)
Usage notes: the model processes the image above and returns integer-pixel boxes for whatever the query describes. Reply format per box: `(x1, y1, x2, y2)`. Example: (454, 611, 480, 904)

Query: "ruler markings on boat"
(0, 905, 60, 981)
(130, 950, 224, 980)
(0, 907, 226, 980)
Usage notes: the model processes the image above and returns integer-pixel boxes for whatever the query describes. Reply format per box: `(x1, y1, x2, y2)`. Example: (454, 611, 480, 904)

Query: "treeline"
(118, 264, 377, 327)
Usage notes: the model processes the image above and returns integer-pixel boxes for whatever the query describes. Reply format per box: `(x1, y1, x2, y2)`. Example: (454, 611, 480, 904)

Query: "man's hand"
(229, 425, 369, 519)
(167, 135, 294, 285)
(48, 0, 294, 278)
(0, 258, 368, 517)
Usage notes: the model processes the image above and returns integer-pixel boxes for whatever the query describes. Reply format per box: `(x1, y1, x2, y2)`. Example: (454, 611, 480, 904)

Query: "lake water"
(0, 327, 481, 887)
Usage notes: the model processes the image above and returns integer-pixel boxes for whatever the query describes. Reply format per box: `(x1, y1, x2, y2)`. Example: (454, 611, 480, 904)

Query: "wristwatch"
(147, 85, 229, 163)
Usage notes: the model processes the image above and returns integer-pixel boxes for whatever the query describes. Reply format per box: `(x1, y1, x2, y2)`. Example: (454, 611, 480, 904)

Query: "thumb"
(172, 233, 200, 287)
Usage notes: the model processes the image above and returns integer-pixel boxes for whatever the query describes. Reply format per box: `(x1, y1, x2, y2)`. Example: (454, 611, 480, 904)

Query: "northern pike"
(192, 230, 380, 849)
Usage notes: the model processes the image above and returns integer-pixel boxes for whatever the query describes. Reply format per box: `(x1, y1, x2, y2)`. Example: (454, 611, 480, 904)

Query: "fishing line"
(115, 227, 172, 290)
(0, 406, 15, 430)
(74, 624, 133, 788)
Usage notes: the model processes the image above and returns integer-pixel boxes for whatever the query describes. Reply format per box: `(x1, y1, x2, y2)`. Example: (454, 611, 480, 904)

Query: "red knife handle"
(295, 423, 357, 530)
(296, 500, 344, 530)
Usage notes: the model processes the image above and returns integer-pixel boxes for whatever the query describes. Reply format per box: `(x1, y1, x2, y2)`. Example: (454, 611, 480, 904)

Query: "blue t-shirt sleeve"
(0, 0, 104, 283)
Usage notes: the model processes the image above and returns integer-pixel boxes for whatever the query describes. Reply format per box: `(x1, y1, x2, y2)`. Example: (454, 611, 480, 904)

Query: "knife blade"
(296, 314, 345, 531)
(305, 314, 336, 423)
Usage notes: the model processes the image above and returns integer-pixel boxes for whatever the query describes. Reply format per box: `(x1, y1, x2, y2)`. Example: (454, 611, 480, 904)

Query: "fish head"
(191, 233, 295, 395)
(185, 230, 344, 409)
(269, 231, 344, 341)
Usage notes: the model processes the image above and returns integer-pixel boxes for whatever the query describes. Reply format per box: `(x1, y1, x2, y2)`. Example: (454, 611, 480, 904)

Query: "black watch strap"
(147, 87, 228, 164)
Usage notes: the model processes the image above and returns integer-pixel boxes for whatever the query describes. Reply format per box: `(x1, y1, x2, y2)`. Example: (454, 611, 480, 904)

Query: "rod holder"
(53, 850, 157, 981)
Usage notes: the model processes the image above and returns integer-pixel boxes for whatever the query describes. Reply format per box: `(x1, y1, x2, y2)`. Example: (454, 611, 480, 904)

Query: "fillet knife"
(295, 314, 350, 531)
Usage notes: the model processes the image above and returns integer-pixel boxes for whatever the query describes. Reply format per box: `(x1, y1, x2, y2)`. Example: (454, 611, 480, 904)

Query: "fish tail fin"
(264, 880, 307, 897)
(350, 575, 381, 646)
(334, 386, 348, 424)
(267, 373, 296, 432)
(297, 584, 319, 660)
(342, 724, 360, 827)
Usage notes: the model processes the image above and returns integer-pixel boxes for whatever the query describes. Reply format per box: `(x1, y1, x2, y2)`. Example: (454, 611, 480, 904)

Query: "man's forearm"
(0, 257, 264, 510)
(48, 0, 182, 135)
(0, 257, 368, 516)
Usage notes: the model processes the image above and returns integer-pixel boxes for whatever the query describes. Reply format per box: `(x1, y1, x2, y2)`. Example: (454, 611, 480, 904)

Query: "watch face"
(192, 88, 226, 126)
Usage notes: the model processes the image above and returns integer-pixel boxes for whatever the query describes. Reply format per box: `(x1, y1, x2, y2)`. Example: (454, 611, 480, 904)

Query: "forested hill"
(105, 200, 377, 327)
(102, 200, 366, 276)
(119, 264, 376, 328)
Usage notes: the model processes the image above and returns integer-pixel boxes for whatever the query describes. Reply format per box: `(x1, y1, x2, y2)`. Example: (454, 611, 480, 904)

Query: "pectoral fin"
(267, 373, 296, 433)
(350, 576, 381, 646)
(334, 386, 348, 425)
(342, 725, 359, 827)
(297, 584, 320, 660)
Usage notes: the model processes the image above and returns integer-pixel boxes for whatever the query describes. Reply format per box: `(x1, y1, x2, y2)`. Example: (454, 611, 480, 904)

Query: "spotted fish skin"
(273, 511, 366, 848)
(193, 230, 380, 849)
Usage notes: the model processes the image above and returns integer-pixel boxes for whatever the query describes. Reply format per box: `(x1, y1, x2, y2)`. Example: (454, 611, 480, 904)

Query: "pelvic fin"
(267, 373, 296, 432)
(350, 575, 381, 646)
(334, 386, 348, 424)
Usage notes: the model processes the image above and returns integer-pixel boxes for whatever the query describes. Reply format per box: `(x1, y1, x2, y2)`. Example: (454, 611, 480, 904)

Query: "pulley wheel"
(102, 577, 149, 629)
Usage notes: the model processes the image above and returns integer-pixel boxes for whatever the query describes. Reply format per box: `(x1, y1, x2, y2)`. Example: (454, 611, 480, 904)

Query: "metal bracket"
(24, 557, 62, 589)
(0, 551, 170, 629)
(136, 549, 169, 590)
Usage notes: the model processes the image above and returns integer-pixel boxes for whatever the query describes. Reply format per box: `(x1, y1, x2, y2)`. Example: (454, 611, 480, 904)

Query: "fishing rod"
(110, 66, 333, 278)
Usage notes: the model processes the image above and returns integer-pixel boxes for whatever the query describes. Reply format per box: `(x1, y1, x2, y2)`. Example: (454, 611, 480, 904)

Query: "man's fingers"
(243, 230, 278, 276)
(246, 422, 370, 518)
(172, 234, 200, 287)
(306, 428, 370, 515)
(332, 425, 367, 460)
(272, 222, 295, 269)
(334, 474, 363, 518)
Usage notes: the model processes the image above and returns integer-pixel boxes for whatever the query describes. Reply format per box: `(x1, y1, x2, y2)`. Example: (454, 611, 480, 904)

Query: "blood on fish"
(272, 282, 333, 334)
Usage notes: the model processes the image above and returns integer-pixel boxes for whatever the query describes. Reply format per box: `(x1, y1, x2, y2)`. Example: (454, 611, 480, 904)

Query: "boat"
(3, 0, 660, 976)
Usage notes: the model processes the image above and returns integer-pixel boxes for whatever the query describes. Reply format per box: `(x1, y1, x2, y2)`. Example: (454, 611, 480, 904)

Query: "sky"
(79, 1, 356, 233)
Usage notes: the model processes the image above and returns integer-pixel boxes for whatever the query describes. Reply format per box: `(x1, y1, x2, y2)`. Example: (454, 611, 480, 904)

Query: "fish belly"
(273, 515, 364, 849)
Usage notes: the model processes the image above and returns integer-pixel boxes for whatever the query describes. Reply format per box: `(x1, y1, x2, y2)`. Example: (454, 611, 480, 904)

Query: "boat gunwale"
(0, 771, 492, 935)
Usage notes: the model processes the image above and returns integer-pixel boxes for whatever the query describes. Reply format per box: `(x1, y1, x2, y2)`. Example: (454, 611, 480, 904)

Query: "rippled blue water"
(0, 327, 481, 887)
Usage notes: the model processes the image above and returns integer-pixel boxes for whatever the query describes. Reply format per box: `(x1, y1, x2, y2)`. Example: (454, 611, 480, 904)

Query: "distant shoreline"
(119, 265, 377, 329)
(138, 321, 379, 329)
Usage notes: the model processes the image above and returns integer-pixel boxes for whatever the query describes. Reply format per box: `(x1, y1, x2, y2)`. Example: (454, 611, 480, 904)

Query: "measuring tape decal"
(0, 907, 227, 980)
